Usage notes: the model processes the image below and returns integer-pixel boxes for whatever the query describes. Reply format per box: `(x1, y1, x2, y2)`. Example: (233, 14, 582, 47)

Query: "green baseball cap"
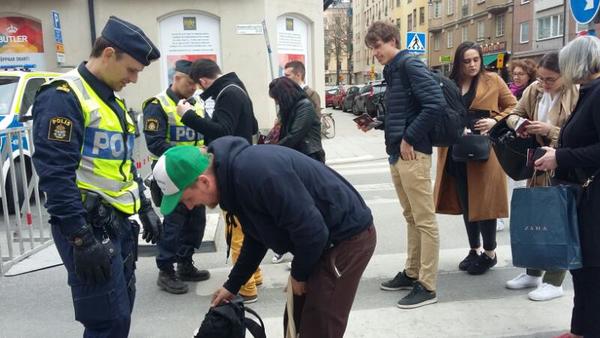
(152, 146, 210, 215)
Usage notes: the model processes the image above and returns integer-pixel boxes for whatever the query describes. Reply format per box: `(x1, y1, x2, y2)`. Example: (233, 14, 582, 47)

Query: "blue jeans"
(156, 203, 206, 271)
(52, 215, 138, 338)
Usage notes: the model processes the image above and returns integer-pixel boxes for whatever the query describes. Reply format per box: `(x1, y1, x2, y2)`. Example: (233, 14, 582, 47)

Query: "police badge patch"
(48, 117, 73, 142)
(145, 118, 159, 131)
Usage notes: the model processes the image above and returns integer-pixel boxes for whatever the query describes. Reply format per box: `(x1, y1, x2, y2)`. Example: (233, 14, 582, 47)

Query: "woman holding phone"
(503, 51, 579, 301)
(434, 41, 517, 275)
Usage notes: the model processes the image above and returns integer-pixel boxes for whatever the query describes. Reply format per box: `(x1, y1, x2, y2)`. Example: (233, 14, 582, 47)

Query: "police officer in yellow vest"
(142, 60, 210, 294)
(31, 16, 162, 337)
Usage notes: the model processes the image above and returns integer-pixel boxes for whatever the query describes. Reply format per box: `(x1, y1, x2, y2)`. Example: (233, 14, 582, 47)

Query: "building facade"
(0, 0, 325, 127)
(428, 0, 513, 75)
(512, 0, 600, 62)
(352, 0, 393, 84)
(324, 2, 352, 85)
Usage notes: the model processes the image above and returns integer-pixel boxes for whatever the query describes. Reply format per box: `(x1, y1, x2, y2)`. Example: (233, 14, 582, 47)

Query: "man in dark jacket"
(363, 21, 443, 309)
(176, 58, 262, 303)
(176, 59, 258, 144)
(152, 138, 376, 338)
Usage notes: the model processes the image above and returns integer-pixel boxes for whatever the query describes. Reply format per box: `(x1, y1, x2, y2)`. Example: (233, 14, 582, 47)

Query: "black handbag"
(489, 117, 539, 180)
(451, 134, 491, 162)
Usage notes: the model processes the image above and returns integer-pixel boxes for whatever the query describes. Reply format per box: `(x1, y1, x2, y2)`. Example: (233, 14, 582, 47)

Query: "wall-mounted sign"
(51, 11, 64, 64)
(0, 16, 45, 70)
(277, 16, 309, 81)
(159, 13, 221, 87)
(236, 24, 263, 35)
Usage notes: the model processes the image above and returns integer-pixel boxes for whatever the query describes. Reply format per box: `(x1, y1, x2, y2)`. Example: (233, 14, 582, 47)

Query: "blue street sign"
(570, 0, 600, 25)
(54, 29, 63, 44)
(406, 32, 426, 54)
(52, 10, 61, 30)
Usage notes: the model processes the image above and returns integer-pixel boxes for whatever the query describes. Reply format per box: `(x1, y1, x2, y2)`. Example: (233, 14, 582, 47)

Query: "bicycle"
(320, 111, 336, 139)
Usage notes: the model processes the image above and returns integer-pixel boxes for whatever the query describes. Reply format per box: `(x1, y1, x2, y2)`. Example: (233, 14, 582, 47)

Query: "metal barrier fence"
(0, 126, 51, 276)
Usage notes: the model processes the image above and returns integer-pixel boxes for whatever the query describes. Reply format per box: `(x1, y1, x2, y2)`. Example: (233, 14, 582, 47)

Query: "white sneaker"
(271, 254, 285, 264)
(528, 283, 564, 301)
(506, 273, 542, 289)
(496, 219, 505, 231)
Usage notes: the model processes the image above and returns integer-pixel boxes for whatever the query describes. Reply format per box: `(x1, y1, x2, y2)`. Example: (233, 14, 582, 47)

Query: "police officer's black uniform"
(31, 16, 161, 337)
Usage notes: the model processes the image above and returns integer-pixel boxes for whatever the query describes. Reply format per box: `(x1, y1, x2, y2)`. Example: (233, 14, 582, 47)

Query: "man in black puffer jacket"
(363, 21, 443, 309)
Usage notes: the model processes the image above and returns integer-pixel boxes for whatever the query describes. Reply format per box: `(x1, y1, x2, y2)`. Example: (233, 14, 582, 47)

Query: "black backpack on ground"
(397, 56, 466, 147)
(194, 297, 266, 338)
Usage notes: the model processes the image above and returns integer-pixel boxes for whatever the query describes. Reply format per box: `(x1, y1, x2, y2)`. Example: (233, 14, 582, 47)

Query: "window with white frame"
(520, 22, 529, 43)
(476, 21, 485, 41)
(407, 13, 413, 32)
(537, 14, 563, 40)
(461, 0, 469, 17)
(462, 26, 468, 42)
(447, 30, 454, 48)
(434, 33, 440, 50)
(433, 1, 442, 18)
(495, 14, 505, 37)
(447, 0, 455, 15)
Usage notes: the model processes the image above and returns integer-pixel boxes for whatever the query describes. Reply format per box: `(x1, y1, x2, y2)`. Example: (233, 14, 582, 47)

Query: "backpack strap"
(395, 55, 412, 95)
(216, 84, 247, 103)
(244, 307, 266, 338)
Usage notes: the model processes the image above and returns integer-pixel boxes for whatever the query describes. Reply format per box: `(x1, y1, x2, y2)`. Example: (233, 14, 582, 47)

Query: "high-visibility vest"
(44, 69, 140, 215)
(143, 90, 204, 159)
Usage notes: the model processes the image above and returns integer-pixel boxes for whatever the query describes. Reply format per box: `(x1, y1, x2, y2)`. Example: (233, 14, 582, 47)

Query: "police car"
(0, 69, 60, 213)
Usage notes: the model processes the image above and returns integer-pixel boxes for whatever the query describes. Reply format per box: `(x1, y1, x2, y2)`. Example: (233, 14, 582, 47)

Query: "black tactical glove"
(139, 201, 162, 244)
(71, 226, 113, 285)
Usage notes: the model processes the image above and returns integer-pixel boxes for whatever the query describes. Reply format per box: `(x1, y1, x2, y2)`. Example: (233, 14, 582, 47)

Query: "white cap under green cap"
(152, 146, 210, 215)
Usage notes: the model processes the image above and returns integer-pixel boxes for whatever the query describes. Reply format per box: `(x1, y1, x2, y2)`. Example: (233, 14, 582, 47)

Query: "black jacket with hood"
(181, 72, 258, 144)
(208, 136, 373, 294)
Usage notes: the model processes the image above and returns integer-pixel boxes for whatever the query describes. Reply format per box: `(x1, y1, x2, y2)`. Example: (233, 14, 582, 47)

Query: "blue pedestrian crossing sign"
(570, 0, 600, 25)
(406, 32, 426, 54)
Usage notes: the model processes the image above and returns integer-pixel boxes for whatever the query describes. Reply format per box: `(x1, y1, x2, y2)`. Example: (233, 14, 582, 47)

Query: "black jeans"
(450, 159, 497, 251)
(570, 267, 600, 337)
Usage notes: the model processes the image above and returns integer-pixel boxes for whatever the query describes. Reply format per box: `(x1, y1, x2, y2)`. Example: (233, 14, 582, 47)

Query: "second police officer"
(31, 16, 162, 337)
(142, 59, 210, 294)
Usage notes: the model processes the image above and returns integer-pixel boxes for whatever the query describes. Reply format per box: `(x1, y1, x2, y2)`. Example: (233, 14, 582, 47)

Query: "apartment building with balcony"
(429, 0, 513, 75)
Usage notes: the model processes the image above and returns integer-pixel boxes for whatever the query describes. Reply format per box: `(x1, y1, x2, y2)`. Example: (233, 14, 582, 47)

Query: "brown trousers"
(284, 225, 377, 338)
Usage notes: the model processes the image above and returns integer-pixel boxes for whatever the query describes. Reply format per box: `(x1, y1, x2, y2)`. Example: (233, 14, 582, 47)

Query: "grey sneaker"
(380, 270, 416, 291)
(396, 282, 438, 309)
(157, 270, 189, 294)
(239, 294, 258, 304)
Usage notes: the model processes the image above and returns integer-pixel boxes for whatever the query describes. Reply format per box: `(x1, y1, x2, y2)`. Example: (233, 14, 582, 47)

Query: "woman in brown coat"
(434, 41, 517, 275)
(503, 52, 578, 301)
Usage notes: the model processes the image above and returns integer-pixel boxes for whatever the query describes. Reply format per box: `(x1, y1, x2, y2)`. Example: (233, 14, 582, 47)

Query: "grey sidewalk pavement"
(322, 108, 388, 164)
(0, 108, 575, 338)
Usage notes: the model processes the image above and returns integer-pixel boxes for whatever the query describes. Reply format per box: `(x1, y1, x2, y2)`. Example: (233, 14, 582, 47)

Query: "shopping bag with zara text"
(509, 185, 582, 271)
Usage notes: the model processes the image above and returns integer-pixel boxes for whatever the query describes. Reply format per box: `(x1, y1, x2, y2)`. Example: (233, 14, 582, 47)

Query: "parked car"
(341, 85, 360, 112)
(0, 69, 60, 213)
(331, 85, 346, 110)
(325, 87, 338, 107)
(352, 81, 386, 117)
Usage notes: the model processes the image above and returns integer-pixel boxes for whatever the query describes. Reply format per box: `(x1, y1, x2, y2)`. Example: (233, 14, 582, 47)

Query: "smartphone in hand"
(353, 113, 382, 131)
(515, 118, 532, 134)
